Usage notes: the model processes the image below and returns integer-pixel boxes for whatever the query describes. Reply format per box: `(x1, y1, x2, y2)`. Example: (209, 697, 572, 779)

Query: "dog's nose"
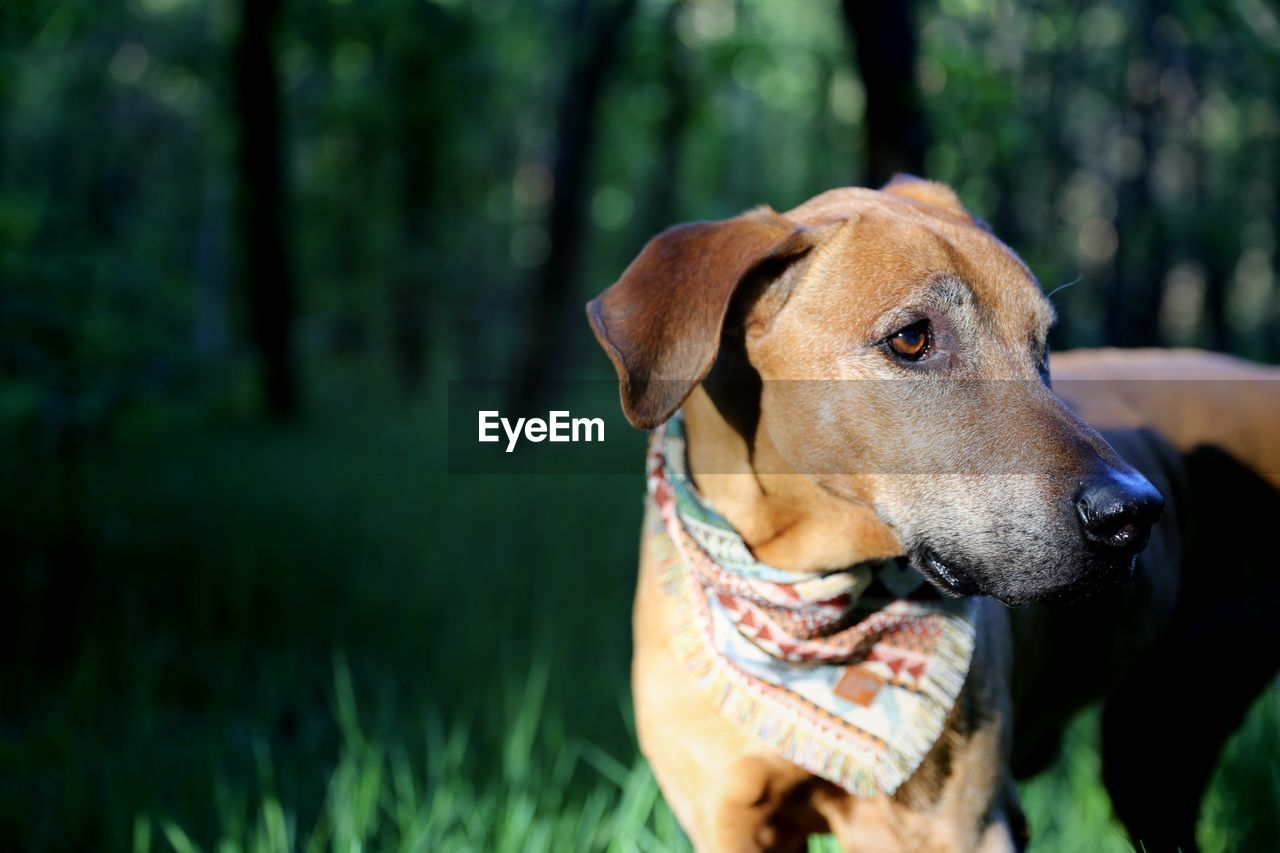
(1074, 473, 1165, 552)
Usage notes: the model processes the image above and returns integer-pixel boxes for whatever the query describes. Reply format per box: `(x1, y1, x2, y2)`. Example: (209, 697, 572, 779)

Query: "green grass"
(134, 658, 1280, 853)
(2, 401, 1275, 850)
(135, 659, 691, 853)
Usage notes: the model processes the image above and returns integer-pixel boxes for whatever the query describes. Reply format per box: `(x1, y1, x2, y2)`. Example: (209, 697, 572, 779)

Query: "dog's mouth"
(911, 544, 1141, 606)
(913, 546, 981, 597)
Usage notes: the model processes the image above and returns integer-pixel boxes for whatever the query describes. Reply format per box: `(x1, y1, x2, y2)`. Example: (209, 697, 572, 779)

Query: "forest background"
(3, 0, 1279, 849)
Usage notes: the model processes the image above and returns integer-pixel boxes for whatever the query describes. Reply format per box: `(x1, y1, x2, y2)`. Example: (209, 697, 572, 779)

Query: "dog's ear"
(881, 174, 970, 218)
(586, 206, 815, 429)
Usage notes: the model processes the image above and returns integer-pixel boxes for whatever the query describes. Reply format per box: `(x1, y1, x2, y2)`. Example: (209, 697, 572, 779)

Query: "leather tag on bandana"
(835, 665, 885, 707)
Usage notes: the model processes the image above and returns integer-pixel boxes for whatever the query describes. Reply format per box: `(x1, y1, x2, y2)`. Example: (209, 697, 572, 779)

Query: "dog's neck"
(682, 387, 904, 573)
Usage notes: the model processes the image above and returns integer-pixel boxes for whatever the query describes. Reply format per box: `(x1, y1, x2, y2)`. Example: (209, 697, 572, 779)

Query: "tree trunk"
(390, 13, 442, 396)
(1105, 0, 1169, 348)
(513, 0, 638, 408)
(841, 0, 928, 186)
(641, 0, 691, 238)
(234, 0, 299, 418)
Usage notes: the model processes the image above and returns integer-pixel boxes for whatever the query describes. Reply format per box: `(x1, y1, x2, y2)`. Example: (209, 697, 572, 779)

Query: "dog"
(586, 177, 1280, 851)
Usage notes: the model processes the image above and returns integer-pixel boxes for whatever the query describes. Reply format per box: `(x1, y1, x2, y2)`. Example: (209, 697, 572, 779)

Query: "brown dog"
(587, 177, 1280, 851)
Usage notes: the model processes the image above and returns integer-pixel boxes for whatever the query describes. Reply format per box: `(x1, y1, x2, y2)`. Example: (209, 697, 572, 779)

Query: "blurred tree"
(234, 0, 299, 418)
(1105, 0, 1170, 347)
(387, 2, 448, 396)
(642, 0, 692, 237)
(841, 0, 927, 185)
(1189, 32, 1236, 353)
(514, 0, 639, 407)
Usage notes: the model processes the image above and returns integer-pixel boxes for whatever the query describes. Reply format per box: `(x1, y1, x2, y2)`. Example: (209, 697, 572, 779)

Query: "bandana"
(645, 414, 976, 796)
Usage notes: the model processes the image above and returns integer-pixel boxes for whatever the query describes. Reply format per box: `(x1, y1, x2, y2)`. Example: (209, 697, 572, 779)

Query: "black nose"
(1074, 473, 1165, 552)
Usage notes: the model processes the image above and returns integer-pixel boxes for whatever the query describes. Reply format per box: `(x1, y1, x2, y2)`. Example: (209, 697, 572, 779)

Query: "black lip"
(914, 547, 981, 597)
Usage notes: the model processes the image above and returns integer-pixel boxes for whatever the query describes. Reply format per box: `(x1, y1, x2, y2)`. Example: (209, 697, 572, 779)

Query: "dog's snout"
(1074, 473, 1165, 552)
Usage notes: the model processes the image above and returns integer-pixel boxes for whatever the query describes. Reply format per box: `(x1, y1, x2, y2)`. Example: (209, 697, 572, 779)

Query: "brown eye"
(888, 321, 930, 360)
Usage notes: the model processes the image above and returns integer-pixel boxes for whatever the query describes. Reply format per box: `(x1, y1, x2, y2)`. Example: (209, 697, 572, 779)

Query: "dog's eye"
(887, 321, 930, 361)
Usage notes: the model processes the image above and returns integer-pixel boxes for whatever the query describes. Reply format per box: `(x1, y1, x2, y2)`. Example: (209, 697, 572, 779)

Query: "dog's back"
(1052, 348, 1280, 491)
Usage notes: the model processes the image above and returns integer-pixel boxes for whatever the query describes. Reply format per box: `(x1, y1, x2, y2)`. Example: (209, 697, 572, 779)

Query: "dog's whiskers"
(1046, 275, 1083, 302)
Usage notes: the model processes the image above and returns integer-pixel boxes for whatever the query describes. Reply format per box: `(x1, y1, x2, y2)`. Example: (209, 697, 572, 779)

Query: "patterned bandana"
(645, 413, 976, 796)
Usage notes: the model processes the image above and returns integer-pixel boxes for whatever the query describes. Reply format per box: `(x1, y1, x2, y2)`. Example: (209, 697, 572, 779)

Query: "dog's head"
(587, 177, 1163, 605)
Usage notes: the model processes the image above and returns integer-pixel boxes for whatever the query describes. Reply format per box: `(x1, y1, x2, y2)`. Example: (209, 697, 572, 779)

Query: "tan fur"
(592, 181, 1280, 851)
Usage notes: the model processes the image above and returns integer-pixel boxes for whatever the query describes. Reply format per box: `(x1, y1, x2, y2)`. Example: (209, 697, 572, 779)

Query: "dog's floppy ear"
(587, 206, 814, 429)
(881, 174, 970, 218)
